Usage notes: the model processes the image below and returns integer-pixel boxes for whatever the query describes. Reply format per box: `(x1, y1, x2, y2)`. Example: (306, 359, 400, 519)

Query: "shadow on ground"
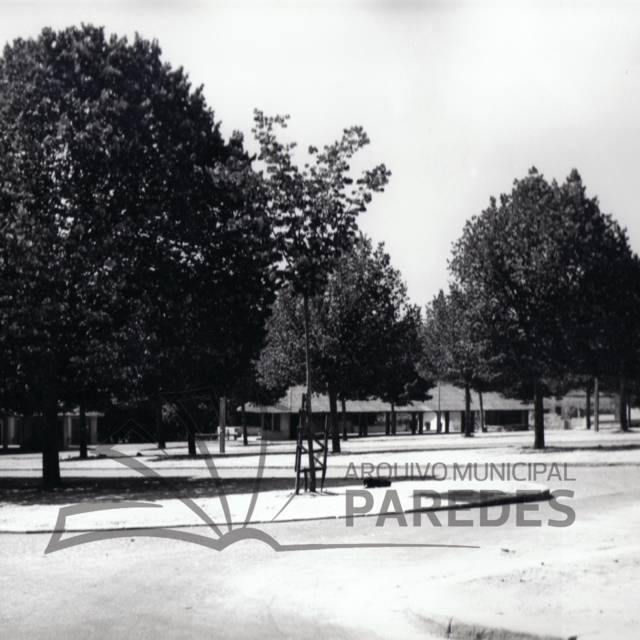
(519, 442, 640, 454)
(0, 475, 447, 506)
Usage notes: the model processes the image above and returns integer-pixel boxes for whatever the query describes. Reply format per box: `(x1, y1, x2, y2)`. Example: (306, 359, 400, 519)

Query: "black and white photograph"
(1, 2, 639, 638)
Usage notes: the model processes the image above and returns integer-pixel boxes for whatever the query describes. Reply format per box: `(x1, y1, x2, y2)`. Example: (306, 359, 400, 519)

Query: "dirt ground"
(1, 426, 639, 639)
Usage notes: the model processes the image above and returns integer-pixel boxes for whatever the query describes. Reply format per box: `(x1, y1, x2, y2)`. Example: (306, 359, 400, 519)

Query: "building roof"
(58, 411, 104, 417)
(244, 384, 531, 414)
(245, 385, 432, 414)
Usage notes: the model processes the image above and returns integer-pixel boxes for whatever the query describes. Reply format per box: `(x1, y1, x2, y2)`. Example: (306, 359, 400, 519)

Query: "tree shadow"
(0, 476, 361, 506)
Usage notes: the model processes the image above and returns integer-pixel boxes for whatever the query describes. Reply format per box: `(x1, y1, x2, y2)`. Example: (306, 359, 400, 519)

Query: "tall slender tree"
(253, 112, 390, 488)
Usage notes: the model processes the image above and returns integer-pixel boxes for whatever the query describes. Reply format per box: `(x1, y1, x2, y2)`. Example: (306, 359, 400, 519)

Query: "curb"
(414, 612, 577, 640)
(0, 483, 550, 534)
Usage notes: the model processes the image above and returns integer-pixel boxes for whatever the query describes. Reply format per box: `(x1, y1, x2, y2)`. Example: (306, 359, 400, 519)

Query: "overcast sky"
(2, 0, 640, 308)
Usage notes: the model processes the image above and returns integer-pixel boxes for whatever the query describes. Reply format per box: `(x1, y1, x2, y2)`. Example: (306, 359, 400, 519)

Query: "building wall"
(1, 413, 101, 449)
(260, 412, 289, 440)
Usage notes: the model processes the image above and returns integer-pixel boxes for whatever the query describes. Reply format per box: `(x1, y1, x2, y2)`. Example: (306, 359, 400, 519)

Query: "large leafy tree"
(449, 168, 635, 448)
(567, 215, 640, 432)
(258, 237, 429, 452)
(0, 26, 275, 485)
(422, 287, 496, 437)
(371, 302, 431, 433)
(253, 112, 391, 488)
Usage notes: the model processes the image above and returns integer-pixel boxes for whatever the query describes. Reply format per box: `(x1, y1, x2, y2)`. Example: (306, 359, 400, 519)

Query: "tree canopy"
(257, 237, 430, 451)
(422, 287, 496, 436)
(448, 167, 636, 447)
(252, 112, 391, 298)
(0, 25, 276, 484)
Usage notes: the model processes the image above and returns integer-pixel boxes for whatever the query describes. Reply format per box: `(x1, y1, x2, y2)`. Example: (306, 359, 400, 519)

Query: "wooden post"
(219, 397, 226, 453)
(79, 404, 88, 459)
(594, 378, 599, 432)
(341, 398, 348, 441)
(241, 402, 248, 445)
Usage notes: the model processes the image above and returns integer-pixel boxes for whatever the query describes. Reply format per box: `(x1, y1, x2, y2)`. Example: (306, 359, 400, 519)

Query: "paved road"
(2, 462, 639, 639)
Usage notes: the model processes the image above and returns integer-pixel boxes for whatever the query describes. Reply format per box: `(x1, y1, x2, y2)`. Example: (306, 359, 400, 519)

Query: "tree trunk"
(533, 378, 545, 449)
(391, 403, 397, 435)
(341, 397, 348, 441)
(464, 383, 472, 437)
(2, 413, 8, 450)
(479, 391, 486, 432)
(219, 396, 226, 453)
(620, 377, 629, 432)
(385, 411, 390, 435)
(79, 404, 88, 459)
(585, 383, 591, 430)
(594, 377, 600, 432)
(444, 411, 450, 433)
(436, 411, 442, 433)
(187, 429, 196, 456)
(187, 397, 196, 456)
(303, 294, 317, 491)
(156, 397, 166, 449)
(42, 355, 61, 489)
(418, 412, 424, 434)
(242, 402, 248, 446)
(329, 388, 340, 453)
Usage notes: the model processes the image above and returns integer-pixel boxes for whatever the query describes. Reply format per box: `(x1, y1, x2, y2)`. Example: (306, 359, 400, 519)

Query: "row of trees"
(255, 165, 640, 457)
(2, 26, 638, 490)
(422, 168, 640, 448)
(0, 25, 412, 490)
(257, 236, 430, 454)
